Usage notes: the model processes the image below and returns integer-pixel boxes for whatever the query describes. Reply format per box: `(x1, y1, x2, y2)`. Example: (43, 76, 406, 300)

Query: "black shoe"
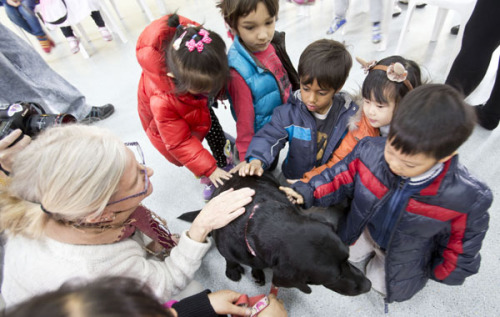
(81, 104, 115, 123)
(450, 25, 460, 35)
(475, 104, 499, 130)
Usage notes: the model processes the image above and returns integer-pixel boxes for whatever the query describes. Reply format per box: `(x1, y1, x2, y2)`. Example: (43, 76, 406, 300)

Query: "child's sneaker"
(372, 24, 382, 44)
(67, 36, 80, 54)
(326, 17, 346, 35)
(99, 27, 113, 41)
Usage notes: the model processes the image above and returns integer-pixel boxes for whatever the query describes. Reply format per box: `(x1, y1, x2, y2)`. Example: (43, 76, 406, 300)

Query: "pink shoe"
(99, 27, 113, 41)
(67, 36, 80, 54)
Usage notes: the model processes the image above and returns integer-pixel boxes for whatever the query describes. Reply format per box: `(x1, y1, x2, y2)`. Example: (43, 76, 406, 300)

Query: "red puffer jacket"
(136, 15, 216, 177)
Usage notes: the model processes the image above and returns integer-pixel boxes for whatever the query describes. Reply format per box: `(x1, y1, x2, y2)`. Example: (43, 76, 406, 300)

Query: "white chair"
(395, 0, 477, 73)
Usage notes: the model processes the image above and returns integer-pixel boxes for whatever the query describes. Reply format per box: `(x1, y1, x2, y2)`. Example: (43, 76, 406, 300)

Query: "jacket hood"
(136, 15, 199, 92)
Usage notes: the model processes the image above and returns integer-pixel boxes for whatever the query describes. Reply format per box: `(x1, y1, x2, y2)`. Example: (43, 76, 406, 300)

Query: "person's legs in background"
(90, 10, 112, 41)
(0, 24, 114, 122)
(1, 0, 54, 53)
(60, 25, 80, 54)
(445, 0, 500, 130)
(326, 0, 348, 34)
(369, 0, 383, 43)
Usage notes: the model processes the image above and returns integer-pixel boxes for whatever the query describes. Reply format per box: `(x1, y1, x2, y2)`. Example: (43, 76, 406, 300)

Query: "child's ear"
(438, 151, 457, 163)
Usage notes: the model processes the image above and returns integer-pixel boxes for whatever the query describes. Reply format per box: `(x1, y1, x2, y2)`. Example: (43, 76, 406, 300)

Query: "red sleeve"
(228, 69, 255, 161)
(151, 95, 216, 177)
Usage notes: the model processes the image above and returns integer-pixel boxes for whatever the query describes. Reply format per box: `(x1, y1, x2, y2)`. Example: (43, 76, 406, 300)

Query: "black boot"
(474, 104, 500, 130)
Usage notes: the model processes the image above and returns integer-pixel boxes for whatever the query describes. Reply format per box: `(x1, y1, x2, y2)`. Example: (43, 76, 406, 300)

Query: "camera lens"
(26, 114, 77, 136)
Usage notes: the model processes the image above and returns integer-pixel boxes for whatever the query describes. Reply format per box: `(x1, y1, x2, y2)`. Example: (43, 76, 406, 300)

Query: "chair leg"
(430, 8, 448, 42)
(99, 0, 128, 43)
(395, 1, 417, 54)
(377, 0, 394, 52)
(155, 0, 167, 15)
(74, 24, 90, 59)
(136, 0, 155, 22)
(108, 0, 124, 20)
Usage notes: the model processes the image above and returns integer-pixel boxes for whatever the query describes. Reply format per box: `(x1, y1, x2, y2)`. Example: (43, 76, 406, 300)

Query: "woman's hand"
(0, 129, 31, 173)
(279, 186, 304, 205)
(259, 294, 287, 317)
(188, 187, 255, 242)
(239, 159, 263, 177)
(209, 167, 232, 188)
(208, 290, 252, 316)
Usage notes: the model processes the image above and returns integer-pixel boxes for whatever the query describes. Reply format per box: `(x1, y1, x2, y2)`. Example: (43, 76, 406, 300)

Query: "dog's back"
(212, 173, 371, 296)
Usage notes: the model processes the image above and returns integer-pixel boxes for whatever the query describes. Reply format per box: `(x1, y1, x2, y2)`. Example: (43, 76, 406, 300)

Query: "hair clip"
(356, 57, 377, 74)
(357, 56, 414, 91)
(172, 30, 187, 50)
(185, 29, 212, 53)
(371, 62, 414, 91)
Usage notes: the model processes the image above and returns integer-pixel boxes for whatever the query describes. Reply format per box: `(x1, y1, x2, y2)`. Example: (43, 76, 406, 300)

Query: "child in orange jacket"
(301, 55, 422, 182)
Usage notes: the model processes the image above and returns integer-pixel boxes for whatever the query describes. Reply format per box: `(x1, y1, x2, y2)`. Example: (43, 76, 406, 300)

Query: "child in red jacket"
(137, 14, 233, 200)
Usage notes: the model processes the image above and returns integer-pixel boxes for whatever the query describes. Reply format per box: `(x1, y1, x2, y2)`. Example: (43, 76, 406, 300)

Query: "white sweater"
(1, 230, 212, 307)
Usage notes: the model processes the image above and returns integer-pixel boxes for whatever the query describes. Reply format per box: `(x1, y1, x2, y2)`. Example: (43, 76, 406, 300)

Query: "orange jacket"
(301, 112, 379, 182)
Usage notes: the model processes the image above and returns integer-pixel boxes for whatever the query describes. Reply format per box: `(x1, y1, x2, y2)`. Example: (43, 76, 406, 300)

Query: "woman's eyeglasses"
(107, 142, 149, 206)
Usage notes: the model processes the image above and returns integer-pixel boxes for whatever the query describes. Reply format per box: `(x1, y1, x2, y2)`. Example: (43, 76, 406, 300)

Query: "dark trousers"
(205, 106, 228, 168)
(445, 0, 500, 115)
(60, 11, 105, 37)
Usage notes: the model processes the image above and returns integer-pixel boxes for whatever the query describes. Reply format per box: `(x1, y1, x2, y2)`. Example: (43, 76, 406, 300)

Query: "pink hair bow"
(185, 29, 213, 53)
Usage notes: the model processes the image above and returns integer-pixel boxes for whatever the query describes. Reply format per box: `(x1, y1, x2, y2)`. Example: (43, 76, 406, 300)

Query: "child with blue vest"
(217, 0, 299, 167)
(239, 39, 356, 181)
(281, 84, 492, 303)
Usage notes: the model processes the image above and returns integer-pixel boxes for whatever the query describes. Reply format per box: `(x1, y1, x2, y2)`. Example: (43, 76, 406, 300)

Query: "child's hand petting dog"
(189, 187, 255, 243)
(209, 167, 233, 188)
(239, 159, 264, 177)
(279, 186, 304, 205)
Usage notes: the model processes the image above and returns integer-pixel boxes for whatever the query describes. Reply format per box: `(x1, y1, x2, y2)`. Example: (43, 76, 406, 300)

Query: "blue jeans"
(2, 0, 45, 36)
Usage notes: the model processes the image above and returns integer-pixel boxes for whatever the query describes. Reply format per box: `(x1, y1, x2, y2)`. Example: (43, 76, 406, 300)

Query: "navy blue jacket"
(246, 91, 358, 179)
(292, 137, 492, 303)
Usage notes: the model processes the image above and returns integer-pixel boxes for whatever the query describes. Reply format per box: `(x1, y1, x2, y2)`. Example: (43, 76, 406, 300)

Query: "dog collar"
(244, 204, 259, 256)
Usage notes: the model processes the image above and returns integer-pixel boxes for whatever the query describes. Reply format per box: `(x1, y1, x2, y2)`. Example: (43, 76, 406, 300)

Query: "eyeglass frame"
(107, 142, 149, 206)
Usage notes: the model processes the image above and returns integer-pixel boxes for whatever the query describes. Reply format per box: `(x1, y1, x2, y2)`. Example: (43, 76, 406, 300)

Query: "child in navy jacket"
(240, 39, 356, 180)
(282, 84, 492, 303)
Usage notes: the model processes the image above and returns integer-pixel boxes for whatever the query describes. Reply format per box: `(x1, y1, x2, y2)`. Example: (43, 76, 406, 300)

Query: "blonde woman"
(0, 125, 255, 312)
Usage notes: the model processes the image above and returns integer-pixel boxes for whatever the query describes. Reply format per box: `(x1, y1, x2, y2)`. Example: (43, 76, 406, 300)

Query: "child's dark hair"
(298, 39, 352, 91)
(217, 0, 279, 30)
(388, 84, 476, 160)
(4, 276, 174, 317)
(166, 14, 229, 95)
(362, 55, 422, 107)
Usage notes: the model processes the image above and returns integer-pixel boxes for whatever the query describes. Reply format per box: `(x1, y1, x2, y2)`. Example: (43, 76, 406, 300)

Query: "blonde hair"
(0, 125, 128, 238)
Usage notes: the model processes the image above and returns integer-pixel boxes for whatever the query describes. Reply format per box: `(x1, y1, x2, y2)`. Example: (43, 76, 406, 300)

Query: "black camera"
(0, 102, 76, 144)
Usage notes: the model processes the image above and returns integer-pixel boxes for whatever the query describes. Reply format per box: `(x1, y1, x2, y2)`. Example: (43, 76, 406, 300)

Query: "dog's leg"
(225, 260, 245, 281)
(251, 268, 266, 286)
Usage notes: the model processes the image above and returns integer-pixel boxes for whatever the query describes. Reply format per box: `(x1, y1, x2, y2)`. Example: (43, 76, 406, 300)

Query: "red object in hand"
(232, 294, 269, 317)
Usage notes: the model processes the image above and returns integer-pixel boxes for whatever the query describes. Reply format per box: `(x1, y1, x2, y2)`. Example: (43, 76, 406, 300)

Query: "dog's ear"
(177, 210, 201, 223)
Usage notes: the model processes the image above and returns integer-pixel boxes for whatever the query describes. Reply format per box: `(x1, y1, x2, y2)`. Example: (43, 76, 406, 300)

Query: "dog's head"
(270, 220, 371, 296)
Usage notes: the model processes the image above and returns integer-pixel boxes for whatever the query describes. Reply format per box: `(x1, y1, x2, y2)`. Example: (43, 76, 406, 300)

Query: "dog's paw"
(251, 268, 266, 286)
(226, 263, 245, 281)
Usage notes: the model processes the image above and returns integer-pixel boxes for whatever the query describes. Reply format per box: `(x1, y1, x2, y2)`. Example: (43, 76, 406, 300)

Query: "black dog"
(186, 173, 371, 296)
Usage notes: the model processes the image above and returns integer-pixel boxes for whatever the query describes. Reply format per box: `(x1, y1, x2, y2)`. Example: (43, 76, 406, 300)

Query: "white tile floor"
(2, 0, 499, 315)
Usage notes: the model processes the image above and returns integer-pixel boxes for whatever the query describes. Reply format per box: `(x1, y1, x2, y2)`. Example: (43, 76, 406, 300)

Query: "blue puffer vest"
(227, 36, 284, 132)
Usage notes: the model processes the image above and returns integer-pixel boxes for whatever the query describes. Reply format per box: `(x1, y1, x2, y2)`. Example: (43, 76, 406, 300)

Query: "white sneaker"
(99, 27, 113, 41)
(67, 36, 80, 54)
